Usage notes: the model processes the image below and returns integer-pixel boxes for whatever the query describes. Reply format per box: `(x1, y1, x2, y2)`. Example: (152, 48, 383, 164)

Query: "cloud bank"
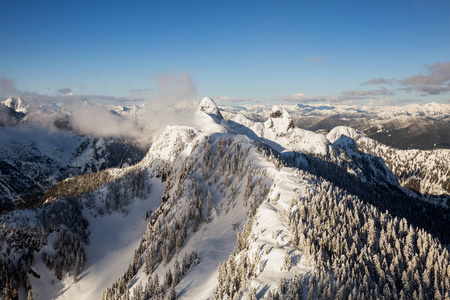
(0, 73, 201, 141)
(71, 106, 143, 139)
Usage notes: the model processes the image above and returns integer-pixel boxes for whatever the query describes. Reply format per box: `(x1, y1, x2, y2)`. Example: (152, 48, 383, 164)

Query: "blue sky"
(1, 0, 450, 105)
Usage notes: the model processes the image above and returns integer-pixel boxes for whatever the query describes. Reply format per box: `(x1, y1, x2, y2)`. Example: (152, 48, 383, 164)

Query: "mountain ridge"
(0, 97, 449, 299)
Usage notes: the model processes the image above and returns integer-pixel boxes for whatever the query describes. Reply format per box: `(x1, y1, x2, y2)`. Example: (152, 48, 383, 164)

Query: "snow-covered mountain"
(221, 101, 450, 150)
(0, 97, 29, 126)
(0, 123, 146, 208)
(0, 97, 449, 300)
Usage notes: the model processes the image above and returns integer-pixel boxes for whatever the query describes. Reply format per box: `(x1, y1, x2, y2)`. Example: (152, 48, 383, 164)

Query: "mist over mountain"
(0, 97, 449, 300)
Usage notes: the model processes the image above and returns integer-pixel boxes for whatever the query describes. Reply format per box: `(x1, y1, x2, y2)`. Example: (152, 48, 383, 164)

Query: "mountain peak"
(267, 105, 295, 132)
(3, 96, 29, 114)
(327, 126, 366, 143)
(198, 97, 223, 121)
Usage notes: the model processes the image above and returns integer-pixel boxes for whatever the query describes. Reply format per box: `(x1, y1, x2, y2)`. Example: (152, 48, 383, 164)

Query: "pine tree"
(282, 249, 291, 271)
(247, 287, 257, 300)
(167, 285, 177, 300)
(174, 257, 181, 286)
(165, 268, 173, 289)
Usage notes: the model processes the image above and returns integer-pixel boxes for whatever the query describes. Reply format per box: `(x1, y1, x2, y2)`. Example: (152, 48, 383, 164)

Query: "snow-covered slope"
(1, 97, 449, 300)
(357, 137, 450, 197)
(230, 106, 330, 156)
(0, 124, 145, 206)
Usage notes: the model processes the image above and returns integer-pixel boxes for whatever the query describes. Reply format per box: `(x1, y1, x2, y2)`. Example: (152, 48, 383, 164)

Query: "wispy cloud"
(361, 78, 394, 85)
(0, 76, 21, 97)
(154, 72, 196, 105)
(397, 98, 423, 104)
(342, 87, 394, 97)
(361, 61, 450, 96)
(75, 94, 144, 102)
(416, 86, 450, 96)
(304, 56, 325, 63)
(213, 96, 258, 104)
(400, 62, 450, 86)
(130, 88, 154, 95)
(1, 76, 145, 105)
(367, 97, 398, 106)
(279, 93, 364, 105)
(281, 93, 328, 103)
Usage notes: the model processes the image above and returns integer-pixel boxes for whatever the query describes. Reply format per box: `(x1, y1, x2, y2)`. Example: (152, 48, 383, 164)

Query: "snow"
(0, 124, 83, 167)
(2, 96, 29, 114)
(229, 105, 331, 155)
(30, 179, 164, 300)
(128, 133, 314, 299)
(141, 125, 201, 168)
(3, 97, 449, 299)
(174, 200, 247, 299)
(326, 126, 366, 143)
(198, 97, 224, 121)
(247, 167, 313, 293)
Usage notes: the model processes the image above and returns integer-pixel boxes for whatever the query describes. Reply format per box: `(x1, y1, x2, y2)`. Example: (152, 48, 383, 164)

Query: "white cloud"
(71, 106, 143, 139)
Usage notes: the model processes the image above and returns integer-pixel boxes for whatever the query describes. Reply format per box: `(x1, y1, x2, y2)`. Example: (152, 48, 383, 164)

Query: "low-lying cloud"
(281, 93, 328, 103)
(367, 97, 398, 106)
(212, 96, 259, 104)
(280, 93, 363, 105)
(71, 106, 143, 139)
(342, 87, 394, 97)
(0, 73, 202, 141)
